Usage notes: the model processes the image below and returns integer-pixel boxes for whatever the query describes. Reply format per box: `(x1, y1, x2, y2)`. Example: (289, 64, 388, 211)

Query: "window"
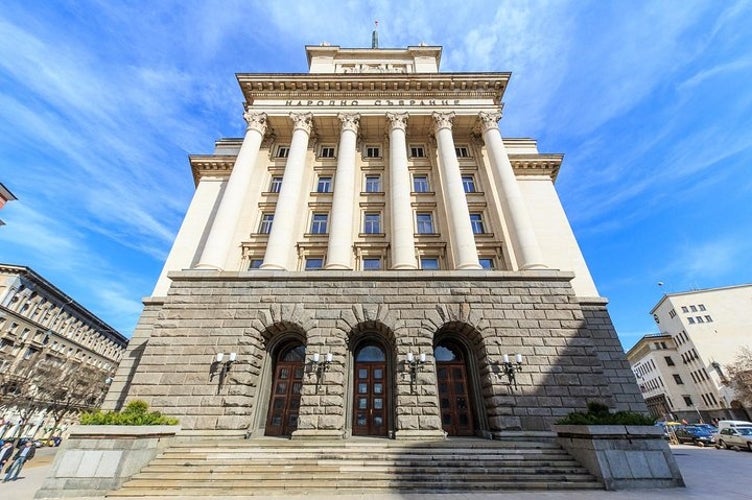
(410, 145, 425, 158)
(696, 316, 704, 323)
(479, 258, 495, 270)
(269, 176, 283, 193)
(683, 396, 693, 406)
(365, 175, 381, 193)
(416, 213, 434, 234)
(664, 356, 675, 366)
(688, 317, 695, 324)
(365, 145, 381, 158)
(317, 176, 332, 193)
(690, 305, 697, 312)
(276, 145, 290, 158)
(363, 213, 381, 234)
(698, 304, 706, 311)
(470, 213, 485, 234)
(248, 259, 263, 270)
(413, 175, 429, 193)
(259, 214, 274, 234)
(462, 175, 476, 193)
(363, 258, 382, 270)
(24, 347, 38, 360)
(420, 257, 439, 270)
(705, 315, 713, 322)
(681, 306, 689, 313)
(455, 146, 470, 158)
(668, 309, 676, 318)
(320, 146, 335, 158)
(673, 374, 684, 385)
(305, 258, 323, 270)
(310, 213, 329, 234)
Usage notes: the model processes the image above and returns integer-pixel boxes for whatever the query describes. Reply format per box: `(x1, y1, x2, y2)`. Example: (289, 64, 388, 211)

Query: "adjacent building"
(105, 42, 645, 439)
(0, 182, 17, 227)
(627, 284, 752, 422)
(0, 264, 128, 439)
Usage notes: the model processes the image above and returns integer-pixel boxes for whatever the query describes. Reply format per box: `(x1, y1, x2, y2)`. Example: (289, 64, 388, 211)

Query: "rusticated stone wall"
(111, 269, 646, 436)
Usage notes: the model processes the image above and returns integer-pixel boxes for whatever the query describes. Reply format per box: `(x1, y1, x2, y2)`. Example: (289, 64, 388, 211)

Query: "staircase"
(108, 434, 603, 497)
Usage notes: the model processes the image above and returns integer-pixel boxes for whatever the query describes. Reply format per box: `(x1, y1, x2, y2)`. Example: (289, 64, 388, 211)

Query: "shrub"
(556, 400, 654, 426)
(80, 400, 179, 426)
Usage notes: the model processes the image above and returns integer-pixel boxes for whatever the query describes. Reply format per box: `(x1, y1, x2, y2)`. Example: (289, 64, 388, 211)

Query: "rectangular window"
(416, 213, 434, 234)
(248, 259, 263, 270)
(690, 305, 697, 312)
(455, 146, 470, 158)
(664, 356, 675, 366)
(681, 306, 689, 313)
(277, 146, 290, 158)
(258, 214, 274, 234)
(363, 258, 382, 270)
(462, 175, 476, 193)
(479, 258, 495, 270)
(705, 315, 713, 322)
(688, 317, 695, 324)
(317, 176, 332, 193)
(696, 316, 704, 323)
(270, 176, 283, 193)
(420, 257, 439, 270)
(673, 374, 684, 385)
(470, 213, 485, 234)
(364, 213, 381, 234)
(365, 145, 381, 158)
(305, 257, 323, 270)
(320, 146, 335, 158)
(698, 304, 706, 311)
(310, 213, 329, 234)
(683, 395, 693, 406)
(413, 175, 429, 193)
(410, 145, 425, 158)
(365, 175, 381, 192)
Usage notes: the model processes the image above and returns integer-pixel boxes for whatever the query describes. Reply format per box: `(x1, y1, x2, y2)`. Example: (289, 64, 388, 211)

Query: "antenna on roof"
(372, 20, 379, 48)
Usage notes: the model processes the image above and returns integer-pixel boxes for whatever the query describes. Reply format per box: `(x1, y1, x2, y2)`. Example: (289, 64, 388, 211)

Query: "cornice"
(189, 155, 237, 185)
(508, 154, 563, 181)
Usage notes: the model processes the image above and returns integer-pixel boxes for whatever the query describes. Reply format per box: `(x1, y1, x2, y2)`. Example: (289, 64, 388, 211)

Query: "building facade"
(627, 284, 752, 422)
(105, 44, 644, 438)
(0, 182, 17, 227)
(0, 264, 128, 439)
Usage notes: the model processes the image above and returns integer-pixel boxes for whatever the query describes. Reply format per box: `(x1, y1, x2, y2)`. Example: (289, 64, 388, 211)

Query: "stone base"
(291, 429, 345, 440)
(394, 429, 447, 440)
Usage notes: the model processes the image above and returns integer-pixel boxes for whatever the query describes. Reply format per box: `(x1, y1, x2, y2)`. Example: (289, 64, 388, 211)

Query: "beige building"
(0, 264, 128, 439)
(106, 43, 644, 438)
(0, 182, 17, 226)
(627, 284, 752, 422)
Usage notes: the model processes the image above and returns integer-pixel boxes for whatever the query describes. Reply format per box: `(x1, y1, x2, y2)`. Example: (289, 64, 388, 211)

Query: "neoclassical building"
(105, 44, 644, 438)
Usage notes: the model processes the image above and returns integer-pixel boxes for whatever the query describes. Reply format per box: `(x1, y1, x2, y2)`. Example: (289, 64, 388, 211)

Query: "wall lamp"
(406, 352, 426, 373)
(500, 353, 524, 389)
(312, 352, 333, 372)
(210, 352, 237, 381)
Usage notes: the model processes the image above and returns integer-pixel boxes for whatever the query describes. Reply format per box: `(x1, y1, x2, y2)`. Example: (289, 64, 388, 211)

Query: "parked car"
(674, 425, 716, 447)
(716, 426, 752, 451)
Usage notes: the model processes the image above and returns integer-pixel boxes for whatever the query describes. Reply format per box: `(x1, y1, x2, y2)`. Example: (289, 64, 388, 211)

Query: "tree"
(726, 347, 752, 408)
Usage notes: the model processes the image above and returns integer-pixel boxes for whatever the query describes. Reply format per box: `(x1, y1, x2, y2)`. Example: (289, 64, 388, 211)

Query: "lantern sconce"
(312, 352, 333, 373)
(406, 352, 427, 375)
(500, 353, 524, 389)
(210, 352, 237, 381)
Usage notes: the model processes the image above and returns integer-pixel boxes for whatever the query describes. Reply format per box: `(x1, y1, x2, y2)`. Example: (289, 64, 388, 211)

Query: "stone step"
(169, 439, 561, 450)
(145, 459, 582, 470)
(130, 470, 597, 481)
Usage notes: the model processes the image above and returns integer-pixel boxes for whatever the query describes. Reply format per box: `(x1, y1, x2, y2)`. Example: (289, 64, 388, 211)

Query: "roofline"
(0, 263, 128, 346)
(0, 183, 17, 202)
(625, 332, 672, 358)
(650, 282, 752, 314)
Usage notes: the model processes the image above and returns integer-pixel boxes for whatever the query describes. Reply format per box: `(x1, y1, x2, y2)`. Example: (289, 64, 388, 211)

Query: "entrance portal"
(435, 340, 475, 436)
(352, 343, 388, 436)
(265, 343, 305, 436)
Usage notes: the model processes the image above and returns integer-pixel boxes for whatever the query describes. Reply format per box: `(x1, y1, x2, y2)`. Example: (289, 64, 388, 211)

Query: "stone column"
(325, 113, 359, 270)
(261, 112, 314, 270)
(479, 111, 545, 269)
(432, 112, 481, 270)
(195, 110, 267, 271)
(387, 112, 418, 269)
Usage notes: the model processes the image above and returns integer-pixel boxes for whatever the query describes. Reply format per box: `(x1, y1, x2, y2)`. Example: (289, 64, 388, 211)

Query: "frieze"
(282, 99, 461, 107)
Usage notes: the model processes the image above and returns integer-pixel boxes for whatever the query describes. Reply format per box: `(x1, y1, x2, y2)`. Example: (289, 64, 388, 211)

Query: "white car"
(716, 426, 752, 451)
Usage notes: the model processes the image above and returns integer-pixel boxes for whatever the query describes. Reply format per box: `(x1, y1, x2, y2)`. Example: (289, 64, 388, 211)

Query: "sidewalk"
(6, 444, 751, 499)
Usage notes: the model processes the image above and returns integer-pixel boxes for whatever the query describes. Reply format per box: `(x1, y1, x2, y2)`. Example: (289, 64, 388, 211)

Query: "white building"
(627, 284, 752, 422)
(106, 43, 644, 438)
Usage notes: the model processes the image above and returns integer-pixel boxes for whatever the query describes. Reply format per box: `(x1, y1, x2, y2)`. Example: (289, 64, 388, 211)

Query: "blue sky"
(1, 1, 750, 350)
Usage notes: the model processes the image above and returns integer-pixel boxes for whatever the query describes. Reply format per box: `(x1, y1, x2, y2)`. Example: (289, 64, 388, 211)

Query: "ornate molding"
(338, 112, 360, 133)
(478, 111, 502, 133)
(290, 112, 314, 134)
(243, 110, 268, 134)
(386, 112, 409, 132)
(431, 112, 455, 133)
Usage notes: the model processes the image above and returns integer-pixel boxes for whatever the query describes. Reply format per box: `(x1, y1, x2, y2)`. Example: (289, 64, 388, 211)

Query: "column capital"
(432, 112, 455, 133)
(338, 113, 360, 133)
(290, 112, 314, 134)
(243, 110, 268, 134)
(478, 111, 503, 132)
(386, 112, 409, 131)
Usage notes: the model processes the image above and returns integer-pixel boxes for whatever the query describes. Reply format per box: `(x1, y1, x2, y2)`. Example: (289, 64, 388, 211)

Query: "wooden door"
(352, 344, 388, 436)
(435, 341, 475, 436)
(265, 344, 305, 436)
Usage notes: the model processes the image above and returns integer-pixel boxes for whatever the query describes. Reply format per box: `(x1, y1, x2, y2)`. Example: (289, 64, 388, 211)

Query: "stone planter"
(35, 424, 181, 499)
(553, 424, 684, 490)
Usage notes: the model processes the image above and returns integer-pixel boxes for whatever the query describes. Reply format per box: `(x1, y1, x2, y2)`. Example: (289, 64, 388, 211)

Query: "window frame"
(276, 145, 290, 158)
(470, 213, 485, 234)
(305, 257, 324, 270)
(310, 213, 329, 234)
(412, 174, 430, 193)
(269, 176, 283, 193)
(455, 145, 470, 158)
(258, 213, 274, 234)
(365, 145, 381, 158)
(317, 176, 333, 193)
(420, 257, 440, 270)
(364, 174, 382, 193)
(461, 175, 476, 193)
(415, 212, 434, 234)
(320, 146, 336, 158)
(363, 212, 382, 234)
(410, 145, 425, 158)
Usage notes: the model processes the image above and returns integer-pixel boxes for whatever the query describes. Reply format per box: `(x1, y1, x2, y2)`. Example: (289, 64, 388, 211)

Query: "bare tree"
(726, 347, 752, 408)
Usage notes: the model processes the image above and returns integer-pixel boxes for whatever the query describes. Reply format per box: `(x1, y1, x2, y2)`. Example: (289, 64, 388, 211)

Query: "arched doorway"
(265, 342, 305, 436)
(352, 342, 389, 436)
(435, 340, 475, 436)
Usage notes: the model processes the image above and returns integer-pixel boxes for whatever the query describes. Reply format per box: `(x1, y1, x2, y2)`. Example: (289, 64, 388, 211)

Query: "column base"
(193, 263, 224, 271)
(456, 263, 483, 270)
(324, 264, 353, 270)
(391, 264, 419, 270)
(520, 263, 548, 270)
(259, 263, 286, 270)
